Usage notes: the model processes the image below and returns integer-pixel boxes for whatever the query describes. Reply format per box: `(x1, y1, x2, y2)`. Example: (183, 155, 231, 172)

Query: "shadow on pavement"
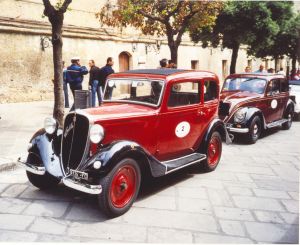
(231, 127, 281, 145)
(22, 162, 207, 222)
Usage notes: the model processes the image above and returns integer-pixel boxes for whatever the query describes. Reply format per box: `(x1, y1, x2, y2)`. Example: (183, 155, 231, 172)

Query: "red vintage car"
(19, 69, 230, 217)
(220, 73, 294, 144)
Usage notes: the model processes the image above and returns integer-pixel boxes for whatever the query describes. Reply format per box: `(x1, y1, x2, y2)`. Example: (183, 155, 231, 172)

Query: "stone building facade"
(0, 0, 294, 103)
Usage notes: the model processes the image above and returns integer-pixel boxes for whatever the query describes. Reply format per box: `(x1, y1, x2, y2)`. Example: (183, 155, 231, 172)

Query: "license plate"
(70, 169, 88, 180)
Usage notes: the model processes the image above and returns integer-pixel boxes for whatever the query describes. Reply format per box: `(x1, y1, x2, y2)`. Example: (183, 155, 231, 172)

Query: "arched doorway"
(119, 51, 131, 72)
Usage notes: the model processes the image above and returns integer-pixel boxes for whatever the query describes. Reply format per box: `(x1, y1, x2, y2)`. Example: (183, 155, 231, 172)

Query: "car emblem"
(64, 122, 74, 138)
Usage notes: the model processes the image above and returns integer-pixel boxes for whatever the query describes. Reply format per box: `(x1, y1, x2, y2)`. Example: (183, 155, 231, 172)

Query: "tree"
(247, 2, 299, 72)
(97, 0, 223, 64)
(42, 0, 72, 125)
(190, 1, 280, 74)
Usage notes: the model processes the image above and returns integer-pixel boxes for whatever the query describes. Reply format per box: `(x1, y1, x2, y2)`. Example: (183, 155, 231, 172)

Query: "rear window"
(204, 81, 218, 102)
(168, 82, 200, 107)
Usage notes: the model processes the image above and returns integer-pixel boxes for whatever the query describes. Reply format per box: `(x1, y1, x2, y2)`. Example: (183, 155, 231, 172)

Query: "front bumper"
(226, 124, 249, 133)
(19, 157, 102, 195)
(18, 157, 46, 175)
(295, 103, 300, 114)
(62, 177, 102, 195)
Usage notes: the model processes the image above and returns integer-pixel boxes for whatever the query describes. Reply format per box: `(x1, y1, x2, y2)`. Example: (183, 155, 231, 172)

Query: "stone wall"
(0, 0, 287, 103)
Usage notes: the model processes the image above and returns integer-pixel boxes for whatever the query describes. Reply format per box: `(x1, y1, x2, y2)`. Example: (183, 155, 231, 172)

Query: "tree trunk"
(51, 19, 64, 126)
(292, 55, 297, 73)
(43, 0, 72, 126)
(230, 43, 240, 74)
(169, 45, 178, 65)
(274, 57, 278, 72)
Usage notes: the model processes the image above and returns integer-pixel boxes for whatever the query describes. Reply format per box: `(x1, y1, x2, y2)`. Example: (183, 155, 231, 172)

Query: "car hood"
(81, 102, 158, 121)
(221, 91, 261, 106)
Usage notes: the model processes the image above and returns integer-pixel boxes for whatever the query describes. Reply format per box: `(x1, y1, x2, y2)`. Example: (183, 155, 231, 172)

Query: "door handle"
(198, 111, 206, 116)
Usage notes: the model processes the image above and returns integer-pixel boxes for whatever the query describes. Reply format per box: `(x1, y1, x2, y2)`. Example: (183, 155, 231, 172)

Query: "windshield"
(223, 77, 267, 94)
(103, 79, 164, 106)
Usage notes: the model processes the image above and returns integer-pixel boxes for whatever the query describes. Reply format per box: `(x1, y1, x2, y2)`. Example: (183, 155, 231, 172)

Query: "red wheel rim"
(207, 135, 221, 167)
(110, 164, 137, 208)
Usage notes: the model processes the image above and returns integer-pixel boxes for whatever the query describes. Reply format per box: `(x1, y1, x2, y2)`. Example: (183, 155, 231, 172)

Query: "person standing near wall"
(98, 57, 115, 103)
(88, 60, 101, 107)
(66, 57, 88, 100)
(62, 61, 70, 108)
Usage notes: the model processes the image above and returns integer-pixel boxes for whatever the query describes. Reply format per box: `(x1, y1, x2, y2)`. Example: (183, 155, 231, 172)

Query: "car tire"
(26, 171, 60, 190)
(203, 131, 222, 172)
(282, 109, 293, 130)
(98, 158, 141, 218)
(246, 116, 262, 144)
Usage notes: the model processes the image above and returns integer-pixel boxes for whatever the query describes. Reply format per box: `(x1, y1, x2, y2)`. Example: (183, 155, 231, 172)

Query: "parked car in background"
(19, 69, 230, 217)
(289, 79, 300, 120)
(219, 73, 294, 144)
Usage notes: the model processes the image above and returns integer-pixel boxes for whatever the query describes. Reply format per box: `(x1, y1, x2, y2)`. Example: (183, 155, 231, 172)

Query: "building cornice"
(0, 16, 201, 47)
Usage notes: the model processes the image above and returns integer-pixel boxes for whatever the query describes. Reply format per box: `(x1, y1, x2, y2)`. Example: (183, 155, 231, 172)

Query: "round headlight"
(44, 117, 57, 134)
(89, 124, 104, 144)
(93, 161, 102, 169)
(234, 108, 247, 123)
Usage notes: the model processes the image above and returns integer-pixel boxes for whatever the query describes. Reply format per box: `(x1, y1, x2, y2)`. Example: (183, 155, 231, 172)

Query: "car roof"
(227, 73, 285, 80)
(110, 69, 219, 82)
(120, 69, 187, 76)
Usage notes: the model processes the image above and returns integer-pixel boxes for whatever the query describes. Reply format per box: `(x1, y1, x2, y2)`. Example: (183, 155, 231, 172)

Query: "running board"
(162, 153, 206, 175)
(266, 119, 288, 129)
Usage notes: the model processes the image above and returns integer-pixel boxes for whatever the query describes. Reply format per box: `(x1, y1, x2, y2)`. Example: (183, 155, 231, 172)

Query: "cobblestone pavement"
(0, 102, 299, 243)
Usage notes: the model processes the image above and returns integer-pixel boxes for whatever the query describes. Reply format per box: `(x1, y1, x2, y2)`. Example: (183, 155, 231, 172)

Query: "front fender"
(27, 130, 64, 178)
(243, 107, 266, 129)
(81, 141, 166, 178)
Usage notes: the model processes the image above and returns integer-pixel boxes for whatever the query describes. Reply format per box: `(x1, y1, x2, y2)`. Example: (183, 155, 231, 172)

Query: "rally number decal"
(175, 121, 191, 138)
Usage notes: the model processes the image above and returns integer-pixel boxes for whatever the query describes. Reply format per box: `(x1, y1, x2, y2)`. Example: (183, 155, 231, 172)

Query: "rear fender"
(200, 119, 231, 153)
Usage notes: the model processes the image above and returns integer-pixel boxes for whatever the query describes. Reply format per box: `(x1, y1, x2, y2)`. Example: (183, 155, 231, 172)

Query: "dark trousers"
(63, 81, 70, 108)
(70, 84, 82, 111)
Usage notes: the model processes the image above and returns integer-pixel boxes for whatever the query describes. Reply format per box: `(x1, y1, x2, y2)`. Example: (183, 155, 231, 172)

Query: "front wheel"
(282, 109, 293, 130)
(202, 131, 222, 172)
(26, 171, 60, 190)
(98, 158, 141, 218)
(246, 116, 262, 144)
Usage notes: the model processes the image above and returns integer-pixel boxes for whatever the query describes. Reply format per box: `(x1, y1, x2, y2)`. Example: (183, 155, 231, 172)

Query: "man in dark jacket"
(66, 57, 88, 100)
(98, 57, 115, 102)
(88, 60, 101, 107)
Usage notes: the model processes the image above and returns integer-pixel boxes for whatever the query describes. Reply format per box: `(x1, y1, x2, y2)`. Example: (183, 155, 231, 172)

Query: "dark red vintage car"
(220, 73, 294, 144)
(19, 69, 230, 217)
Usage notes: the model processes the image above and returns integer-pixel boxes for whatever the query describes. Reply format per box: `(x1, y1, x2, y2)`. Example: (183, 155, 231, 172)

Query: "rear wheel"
(98, 158, 141, 217)
(26, 171, 60, 190)
(282, 109, 293, 130)
(246, 116, 262, 144)
(203, 131, 222, 172)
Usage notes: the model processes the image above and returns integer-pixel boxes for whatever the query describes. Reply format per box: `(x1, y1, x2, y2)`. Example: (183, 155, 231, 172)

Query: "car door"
(264, 79, 282, 123)
(156, 80, 203, 161)
(278, 78, 289, 118)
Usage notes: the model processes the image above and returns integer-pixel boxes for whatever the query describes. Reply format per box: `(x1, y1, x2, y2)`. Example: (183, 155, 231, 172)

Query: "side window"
(204, 80, 218, 102)
(168, 81, 200, 107)
(267, 79, 280, 95)
(280, 79, 289, 92)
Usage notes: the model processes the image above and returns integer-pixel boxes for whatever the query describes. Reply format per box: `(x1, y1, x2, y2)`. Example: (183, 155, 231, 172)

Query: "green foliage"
(97, 0, 223, 62)
(191, 1, 279, 50)
(190, 1, 299, 61)
(247, 1, 297, 59)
